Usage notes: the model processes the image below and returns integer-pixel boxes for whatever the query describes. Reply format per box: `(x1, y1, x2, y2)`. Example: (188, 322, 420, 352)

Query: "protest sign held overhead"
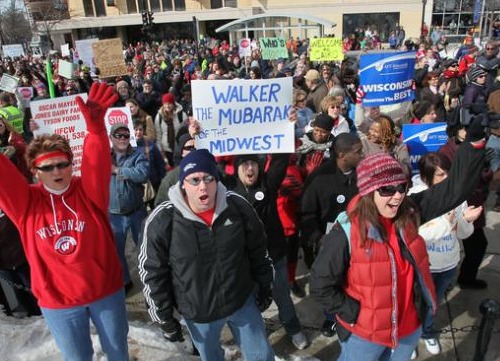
(92, 38, 128, 78)
(2, 44, 24, 58)
(239, 38, 251, 58)
(191, 78, 295, 156)
(259, 37, 288, 60)
(359, 51, 416, 107)
(104, 107, 137, 147)
(0, 74, 19, 93)
(402, 122, 448, 174)
(31, 94, 89, 175)
(309, 38, 343, 61)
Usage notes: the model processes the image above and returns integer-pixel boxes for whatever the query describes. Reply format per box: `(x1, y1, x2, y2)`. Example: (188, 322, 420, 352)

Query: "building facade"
(23, 0, 493, 50)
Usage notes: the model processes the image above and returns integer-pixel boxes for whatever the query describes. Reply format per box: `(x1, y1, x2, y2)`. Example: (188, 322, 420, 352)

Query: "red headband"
(33, 151, 70, 167)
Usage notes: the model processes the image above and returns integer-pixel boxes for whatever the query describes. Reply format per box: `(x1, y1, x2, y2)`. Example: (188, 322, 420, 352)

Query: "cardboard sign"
(31, 94, 89, 176)
(0, 74, 19, 93)
(104, 107, 137, 147)
(360, 51, 416, 107)
(2, 44, 24, 58)
(238, 38, 251, 58)
(191, 78, 295, 156)
(58, 59, 77, 79)
(259, 37, 288, 60)
(309, 38, 343, 61)
(402, 123, 448, 174)
(92, 38, 128, 78)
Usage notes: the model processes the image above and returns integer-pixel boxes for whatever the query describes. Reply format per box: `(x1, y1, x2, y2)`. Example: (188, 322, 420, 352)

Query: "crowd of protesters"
(0, 24, 499, 360)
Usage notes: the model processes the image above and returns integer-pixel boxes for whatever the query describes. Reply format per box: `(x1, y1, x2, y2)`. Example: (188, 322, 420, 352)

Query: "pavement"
(125, 176, 500, 361)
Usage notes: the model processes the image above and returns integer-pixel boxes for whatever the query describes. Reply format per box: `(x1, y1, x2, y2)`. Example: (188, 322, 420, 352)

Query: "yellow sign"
(92, 38, 128, 78)
(310, 38, 344, 62)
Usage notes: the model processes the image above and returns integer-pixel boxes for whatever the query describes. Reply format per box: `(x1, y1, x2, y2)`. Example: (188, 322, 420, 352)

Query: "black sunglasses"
(35, 161, 71, 172)
(377, 183, 408, 197)
(112, 133, 130, 139)
(183, 145, 196, 151)
(184, 175, 215, 186)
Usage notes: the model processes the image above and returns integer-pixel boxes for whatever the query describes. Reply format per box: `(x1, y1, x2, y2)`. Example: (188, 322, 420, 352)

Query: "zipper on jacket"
(387, 247, 399, 348)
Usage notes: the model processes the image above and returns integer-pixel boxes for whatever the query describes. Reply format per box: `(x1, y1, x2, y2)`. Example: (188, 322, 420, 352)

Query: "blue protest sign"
(402, 123, 448, 174)
(360, 51, 416, 107)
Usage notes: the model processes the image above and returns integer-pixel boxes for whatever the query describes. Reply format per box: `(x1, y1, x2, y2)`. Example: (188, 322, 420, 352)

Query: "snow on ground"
(0, 311, 321, 361)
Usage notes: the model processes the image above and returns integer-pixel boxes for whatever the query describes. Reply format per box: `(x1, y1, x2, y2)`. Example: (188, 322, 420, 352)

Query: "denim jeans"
(184, 294, 275, 361)
(422, 267, 457, 339)
(41, 290, 129, 361)
(486, 134, 500, 173)
(338, 326, 422, 361)
(109, 207, 147, 284)
(272, 257, 301, 336)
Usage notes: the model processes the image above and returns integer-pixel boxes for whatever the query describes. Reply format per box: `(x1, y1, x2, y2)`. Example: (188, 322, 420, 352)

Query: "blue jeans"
(272, 257, 301, 336)
(338, 326, 422, 361)
(422, 267, 457, 339)
(109, 207, 147, 284)
(486, 134, 500, 173)
(185, 294, 275, 361)
(41, 290, 129, 361)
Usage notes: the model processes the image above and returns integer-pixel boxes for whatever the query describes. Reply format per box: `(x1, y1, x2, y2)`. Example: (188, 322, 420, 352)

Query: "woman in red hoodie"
(0, 83, 129, 361)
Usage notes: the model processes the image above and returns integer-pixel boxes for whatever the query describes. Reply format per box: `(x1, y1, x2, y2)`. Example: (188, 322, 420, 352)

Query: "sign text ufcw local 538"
(359, 51, 416, 107)
(191, 78, 295, 156)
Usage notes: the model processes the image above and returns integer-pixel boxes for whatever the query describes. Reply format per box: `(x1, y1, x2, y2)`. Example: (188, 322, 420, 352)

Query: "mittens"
(75, 82, 118, 134)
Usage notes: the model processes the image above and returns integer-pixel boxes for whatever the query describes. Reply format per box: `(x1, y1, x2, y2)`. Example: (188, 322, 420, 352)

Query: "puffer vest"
(336, 208, 437, 348)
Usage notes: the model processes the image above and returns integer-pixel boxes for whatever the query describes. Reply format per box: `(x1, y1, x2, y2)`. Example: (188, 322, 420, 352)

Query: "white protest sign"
(61, 43, 70, 57)
(58, 59, 77, 79)
(104, 107, 137, 147)
(31, 94, 89, 176)
(191, 78, 294, 156)
(0, 74, 19, 93)
(75, 38, 98, 73)
(17, 87, 33, 108)
(2, 44, 24, 58)
(239, 38, 251, 58)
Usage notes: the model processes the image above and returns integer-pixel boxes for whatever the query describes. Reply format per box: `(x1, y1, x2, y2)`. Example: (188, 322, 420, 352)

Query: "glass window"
(343, 12, 400, 42)
(211, 0, 223, 8)
(83, 0, 95, 16)
(162, 0, 173, 11)
(174, 0, 185, 11)
(94, 0, 106, 16)
(150, 0, 161, 11)
(126, 0, 137, 13)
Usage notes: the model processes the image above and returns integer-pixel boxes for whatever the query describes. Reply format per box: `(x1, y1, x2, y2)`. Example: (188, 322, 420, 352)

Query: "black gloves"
(256, 285, 273, 312)
(160, 318, 184, 342)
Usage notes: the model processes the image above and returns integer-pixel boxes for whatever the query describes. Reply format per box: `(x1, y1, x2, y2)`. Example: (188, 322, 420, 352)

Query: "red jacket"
(336, 196, 437, 348)
(0, 130, 123, 309)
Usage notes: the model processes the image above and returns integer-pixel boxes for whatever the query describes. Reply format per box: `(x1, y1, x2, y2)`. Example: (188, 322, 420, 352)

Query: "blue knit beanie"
(179, 149, 219, 183)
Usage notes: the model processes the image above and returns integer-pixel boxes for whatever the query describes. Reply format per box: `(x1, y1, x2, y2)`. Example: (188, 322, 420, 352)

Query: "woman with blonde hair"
(125, 98, 156, 141)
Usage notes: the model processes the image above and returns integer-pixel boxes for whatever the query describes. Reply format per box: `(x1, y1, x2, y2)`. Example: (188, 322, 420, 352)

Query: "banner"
(31, 94, 89, 176)
(104, 107, 137, 147)
(309, 38, 343, 62)
(239, 38, 251, 58)
(2, 44, 24, 58)
(359, 51, 416, 107)
(92, 38, 128, 78)
(0, 74, 19, 93)
(191, 78, 295, 156)
(259, 37, 288, 60)
(402, 122, 448, 174)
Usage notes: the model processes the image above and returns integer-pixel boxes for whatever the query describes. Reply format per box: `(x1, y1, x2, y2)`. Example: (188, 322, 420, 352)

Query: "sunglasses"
(296, 98, 306, 102)
(449, 64, 458, 68)
(486, 47, 495, 50)
(477, 74, 486, 78)
(377, 183, 408, 197)
(330, 105, 341, 109)
(112, 133, 130, 139)
(182, 145, 196, 151)
(184, 175, 215, 186)
(35, 161, 71, 172)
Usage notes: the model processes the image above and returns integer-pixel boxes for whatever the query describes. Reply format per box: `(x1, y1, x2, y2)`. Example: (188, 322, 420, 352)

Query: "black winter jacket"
(139, 182, 273, 323)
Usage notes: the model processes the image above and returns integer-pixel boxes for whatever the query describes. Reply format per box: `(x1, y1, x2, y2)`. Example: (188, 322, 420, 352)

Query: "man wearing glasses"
(476, 41, 500, 89)
(139, 149, 275, 361)
(108, 123, 149, 293)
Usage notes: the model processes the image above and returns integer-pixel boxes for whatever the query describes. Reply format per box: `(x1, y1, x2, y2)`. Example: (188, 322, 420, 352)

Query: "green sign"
(259, 37, 288, 60)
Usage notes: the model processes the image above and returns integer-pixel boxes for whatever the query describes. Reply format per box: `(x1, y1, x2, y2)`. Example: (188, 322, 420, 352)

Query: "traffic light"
(148, 11, 154, 26)
(141, 12, 148, 27)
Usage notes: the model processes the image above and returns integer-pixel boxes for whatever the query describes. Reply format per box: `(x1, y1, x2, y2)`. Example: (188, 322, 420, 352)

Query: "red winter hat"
(356, 153, 406, 196)
(162, 93, 175, 104)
